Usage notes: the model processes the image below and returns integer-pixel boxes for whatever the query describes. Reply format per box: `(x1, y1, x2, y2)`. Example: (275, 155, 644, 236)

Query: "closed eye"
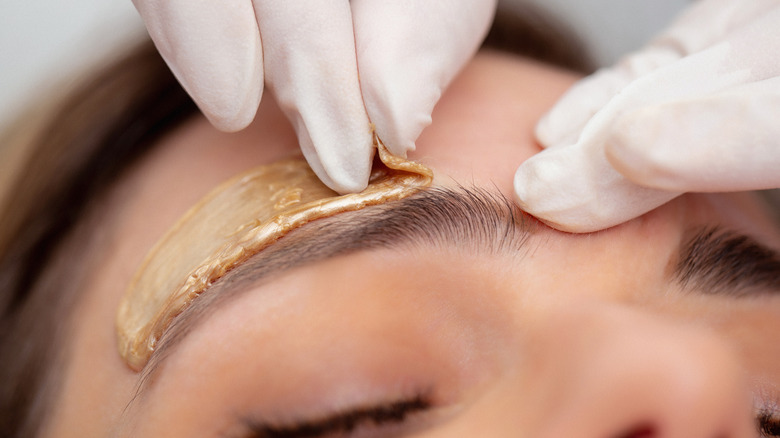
(243, 394, 432, 438)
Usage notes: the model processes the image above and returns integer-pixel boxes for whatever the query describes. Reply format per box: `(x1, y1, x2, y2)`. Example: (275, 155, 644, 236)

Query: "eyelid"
(243, 393, 433, 438)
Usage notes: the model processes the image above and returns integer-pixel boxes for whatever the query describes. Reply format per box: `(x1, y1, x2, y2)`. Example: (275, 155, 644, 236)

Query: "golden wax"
(116, 144, 432, 371)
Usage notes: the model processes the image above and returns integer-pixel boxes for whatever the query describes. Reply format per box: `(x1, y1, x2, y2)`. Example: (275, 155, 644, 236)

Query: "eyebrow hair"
(130, 186, 537, 395)
(674, 226, 780, 296)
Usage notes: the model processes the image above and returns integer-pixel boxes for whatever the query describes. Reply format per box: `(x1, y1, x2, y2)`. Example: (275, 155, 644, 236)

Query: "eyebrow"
(674, 226, 780, 296)
(132, 186, 537, 392)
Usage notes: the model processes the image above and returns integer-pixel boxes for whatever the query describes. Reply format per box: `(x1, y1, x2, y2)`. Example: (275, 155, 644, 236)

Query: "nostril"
(614, 424, 656, 438)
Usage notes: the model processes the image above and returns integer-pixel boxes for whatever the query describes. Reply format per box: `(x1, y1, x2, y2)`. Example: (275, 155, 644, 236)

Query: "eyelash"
(758, 411, 780, 438)
(245, 394, 432, 438)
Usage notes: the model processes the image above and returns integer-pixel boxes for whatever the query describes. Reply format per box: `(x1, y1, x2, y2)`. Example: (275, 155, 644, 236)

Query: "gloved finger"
(253, 0, 373, 194)
(607, 77, 780, 193)
(600, 4, 780, 191)
(535, 0, 779, 149)
(351, 0, 496, 157)
(513, 137, 680, 233)
(534, 67, 637, 149)
(518, 56, 693, 233)
(132, 0, 263, 132)
(535, 40, 687, 149)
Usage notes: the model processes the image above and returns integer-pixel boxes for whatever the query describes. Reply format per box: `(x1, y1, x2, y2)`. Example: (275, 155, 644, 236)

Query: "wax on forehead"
(116, 145, 433, 371)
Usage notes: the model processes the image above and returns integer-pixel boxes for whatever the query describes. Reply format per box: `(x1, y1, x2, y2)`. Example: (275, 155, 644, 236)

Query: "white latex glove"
(514, 0, 780, 233)
(132, 0, 496, 193)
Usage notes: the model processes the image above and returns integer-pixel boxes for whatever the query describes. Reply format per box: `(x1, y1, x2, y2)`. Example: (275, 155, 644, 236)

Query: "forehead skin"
(43, 51, 780, 436)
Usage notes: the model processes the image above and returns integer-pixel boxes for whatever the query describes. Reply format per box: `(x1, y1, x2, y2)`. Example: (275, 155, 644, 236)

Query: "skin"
(42, 51, 779, 437)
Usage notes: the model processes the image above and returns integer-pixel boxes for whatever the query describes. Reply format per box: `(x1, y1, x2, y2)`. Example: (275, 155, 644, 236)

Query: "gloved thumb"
(513, 140, 680, 233)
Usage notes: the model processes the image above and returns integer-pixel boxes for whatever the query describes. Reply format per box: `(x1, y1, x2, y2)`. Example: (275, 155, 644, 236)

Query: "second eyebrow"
(675, 226, 780, 297)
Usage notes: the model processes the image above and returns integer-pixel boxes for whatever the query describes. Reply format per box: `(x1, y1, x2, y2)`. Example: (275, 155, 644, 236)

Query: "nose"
(522, 302, 756, 438)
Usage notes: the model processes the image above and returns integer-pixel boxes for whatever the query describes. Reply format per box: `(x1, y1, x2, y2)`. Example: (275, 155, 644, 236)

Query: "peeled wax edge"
(116, 144, 432, 371)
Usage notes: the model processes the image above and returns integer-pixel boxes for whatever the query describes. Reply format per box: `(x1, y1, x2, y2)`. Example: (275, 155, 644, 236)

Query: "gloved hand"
(514, 0, 780, 233)
(132, 0, 496, 193)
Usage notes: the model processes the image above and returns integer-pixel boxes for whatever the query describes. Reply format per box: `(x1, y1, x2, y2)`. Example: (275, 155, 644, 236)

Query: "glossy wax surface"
(117, 144, 432, 370)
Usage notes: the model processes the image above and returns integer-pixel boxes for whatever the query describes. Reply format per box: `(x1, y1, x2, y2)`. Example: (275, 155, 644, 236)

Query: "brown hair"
(0, 9, 591, 437)
(0, 41, 197, 437)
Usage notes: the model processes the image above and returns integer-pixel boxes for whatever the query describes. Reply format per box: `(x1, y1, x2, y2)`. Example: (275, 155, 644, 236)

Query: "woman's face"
(45, 51, 780, 437)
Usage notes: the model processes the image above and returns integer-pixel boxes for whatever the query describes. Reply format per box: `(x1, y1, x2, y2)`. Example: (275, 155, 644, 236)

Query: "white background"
(0, 0, 690, 127)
